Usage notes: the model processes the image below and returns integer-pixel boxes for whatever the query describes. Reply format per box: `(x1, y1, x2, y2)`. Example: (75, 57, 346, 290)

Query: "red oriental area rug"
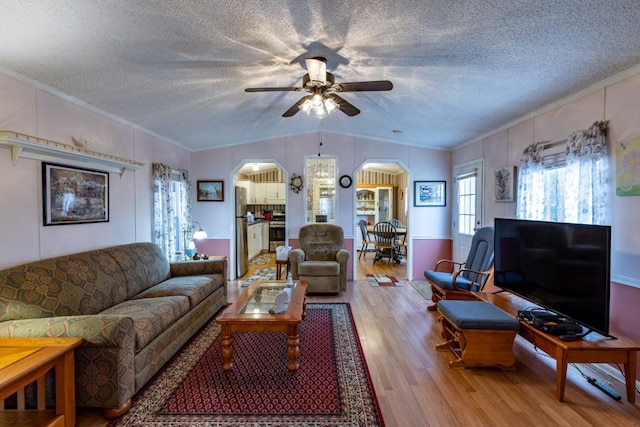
(110, 303, 384, 426)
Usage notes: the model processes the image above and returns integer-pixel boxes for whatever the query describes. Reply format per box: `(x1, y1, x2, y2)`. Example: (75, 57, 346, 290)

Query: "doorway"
(452, 160, 484, 262)
(354, 161, 409, 281)
(233, 161, 286, 280)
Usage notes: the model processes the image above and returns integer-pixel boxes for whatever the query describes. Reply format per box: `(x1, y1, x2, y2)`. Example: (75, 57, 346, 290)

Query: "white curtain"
(517, 121, 609, 225)
(152, 163, 192, 260)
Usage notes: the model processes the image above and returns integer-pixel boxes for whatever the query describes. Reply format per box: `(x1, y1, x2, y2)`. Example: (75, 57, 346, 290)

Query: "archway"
(353, 161, 410, 281)
(232, 161, 287, 279)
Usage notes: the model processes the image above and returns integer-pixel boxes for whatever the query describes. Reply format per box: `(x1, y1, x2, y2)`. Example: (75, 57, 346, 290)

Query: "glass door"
(452, 160, 483, 262)
(377, 187, 392, 223)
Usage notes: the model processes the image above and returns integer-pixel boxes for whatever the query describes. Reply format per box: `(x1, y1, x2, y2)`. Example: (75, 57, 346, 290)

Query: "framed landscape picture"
(197, 180, 224, 201)
(414, 180, 446, 207)
(42, 162, 109, 225)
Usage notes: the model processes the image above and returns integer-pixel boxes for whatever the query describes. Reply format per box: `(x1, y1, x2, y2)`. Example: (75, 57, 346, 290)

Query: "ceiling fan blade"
(245, 87, 301, 92)
(282, 95, 312, 117)
(328, 94, 360, 116)
(333, 80, 393, 92)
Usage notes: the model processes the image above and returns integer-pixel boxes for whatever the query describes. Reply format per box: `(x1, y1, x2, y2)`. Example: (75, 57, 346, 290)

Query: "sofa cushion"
(103, 243, 171, 298)
(438, 301, 520, 330)
(424, 270, 476, 291)
(132, 275, 219, 308)
(0, 251, 129, 321)
(100, 296, 190, 352)
(298, 261, 340, 277)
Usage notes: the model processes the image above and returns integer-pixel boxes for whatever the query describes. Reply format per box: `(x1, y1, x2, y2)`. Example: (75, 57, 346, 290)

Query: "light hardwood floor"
(77, 252, 640, 426)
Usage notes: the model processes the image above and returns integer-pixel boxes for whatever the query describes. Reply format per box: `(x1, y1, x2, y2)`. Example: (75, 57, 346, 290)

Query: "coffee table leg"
(220, 325, 233, 371)
(287, 324, 300, 371)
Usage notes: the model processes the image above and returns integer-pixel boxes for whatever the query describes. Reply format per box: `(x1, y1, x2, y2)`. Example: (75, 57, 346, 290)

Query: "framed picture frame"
(494, 166, 516, 202)
(42, 162, 109, 225)
(414, 180, 446, 207)
(197, 180, 224, 202)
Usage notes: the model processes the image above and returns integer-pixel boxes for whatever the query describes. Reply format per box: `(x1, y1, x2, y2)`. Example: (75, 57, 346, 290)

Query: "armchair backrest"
(462, 226, 494, 281)
(298, 224, 345, 261)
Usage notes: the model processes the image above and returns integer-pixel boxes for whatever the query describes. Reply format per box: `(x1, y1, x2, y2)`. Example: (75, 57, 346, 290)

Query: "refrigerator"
(235, 186, 249, 277)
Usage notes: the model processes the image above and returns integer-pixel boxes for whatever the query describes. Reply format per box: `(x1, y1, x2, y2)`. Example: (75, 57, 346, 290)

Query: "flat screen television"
(493, 218, 612, 337)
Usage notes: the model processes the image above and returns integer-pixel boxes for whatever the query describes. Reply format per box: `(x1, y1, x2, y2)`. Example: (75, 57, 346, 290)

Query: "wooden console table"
(0, 337, 83, 427)
(476, 292, 640, 402)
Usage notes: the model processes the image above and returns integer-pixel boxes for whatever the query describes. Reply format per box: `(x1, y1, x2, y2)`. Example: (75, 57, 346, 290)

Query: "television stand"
(475, 291, 640, 402)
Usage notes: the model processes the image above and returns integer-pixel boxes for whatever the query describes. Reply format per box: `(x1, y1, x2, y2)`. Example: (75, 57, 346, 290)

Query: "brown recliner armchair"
(289, 224, 350, 293)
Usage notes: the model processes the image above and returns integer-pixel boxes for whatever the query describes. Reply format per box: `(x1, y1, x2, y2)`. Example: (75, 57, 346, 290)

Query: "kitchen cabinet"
(250, 183, 286, 203)
(248, 222, 263, 260)
(261, 220, 270, 251)
(266, 182, 286, 203)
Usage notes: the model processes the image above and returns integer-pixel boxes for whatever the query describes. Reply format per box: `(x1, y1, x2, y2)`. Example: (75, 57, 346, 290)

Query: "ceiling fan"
(244, 57, 393, 118)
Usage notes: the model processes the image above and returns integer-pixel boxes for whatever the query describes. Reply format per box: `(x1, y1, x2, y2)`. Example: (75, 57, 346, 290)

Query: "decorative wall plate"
(290, 173, 303, 193)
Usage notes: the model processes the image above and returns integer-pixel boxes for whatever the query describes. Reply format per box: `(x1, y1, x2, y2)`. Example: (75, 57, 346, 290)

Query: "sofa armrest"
(0, 314, 134, 347)
(170, 258, 227, 278)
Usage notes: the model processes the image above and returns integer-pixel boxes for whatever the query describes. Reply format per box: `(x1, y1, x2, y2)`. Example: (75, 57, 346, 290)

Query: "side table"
(0, 337, 83, 427)
(275, 259, 290, 280)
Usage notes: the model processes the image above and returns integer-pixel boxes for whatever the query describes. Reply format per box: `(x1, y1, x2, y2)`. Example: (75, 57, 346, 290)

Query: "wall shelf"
(0, 130, 144, 176)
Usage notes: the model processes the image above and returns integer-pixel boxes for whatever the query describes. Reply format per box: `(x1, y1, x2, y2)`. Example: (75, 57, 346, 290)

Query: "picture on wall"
(494, 166, 516, 202)
(616, 136, 640, 196)
(414, 181, 446, 207)
(42, 162, 109, 225)
(197, 180, 224, 201)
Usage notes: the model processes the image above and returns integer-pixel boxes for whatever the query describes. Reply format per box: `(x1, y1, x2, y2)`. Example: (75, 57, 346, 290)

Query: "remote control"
(587, 377, 621, 401)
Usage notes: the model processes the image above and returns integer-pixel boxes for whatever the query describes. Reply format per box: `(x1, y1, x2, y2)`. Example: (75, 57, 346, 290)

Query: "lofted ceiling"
(2, 1, 640, 152)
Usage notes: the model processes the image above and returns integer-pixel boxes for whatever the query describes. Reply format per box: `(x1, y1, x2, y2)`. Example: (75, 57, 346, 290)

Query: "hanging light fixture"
(299, 91, 339, 119)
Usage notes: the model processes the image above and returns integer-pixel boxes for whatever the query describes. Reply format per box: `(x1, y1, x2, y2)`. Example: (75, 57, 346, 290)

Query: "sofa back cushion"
(102, 243, 170, 298)
(0, 250, 129, 321)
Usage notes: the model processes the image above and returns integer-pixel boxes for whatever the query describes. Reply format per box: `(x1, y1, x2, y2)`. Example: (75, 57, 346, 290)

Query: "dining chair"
(358, 220, 375, 259)
(388, 218, 403, 228)
(373, 221, 400, 264)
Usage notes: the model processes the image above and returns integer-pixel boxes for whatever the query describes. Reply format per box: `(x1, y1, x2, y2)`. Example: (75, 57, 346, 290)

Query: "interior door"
(452, 160, 483, 262)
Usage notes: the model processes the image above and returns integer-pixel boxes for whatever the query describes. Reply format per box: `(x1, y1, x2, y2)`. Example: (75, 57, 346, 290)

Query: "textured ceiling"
(2, 1, 640, 151)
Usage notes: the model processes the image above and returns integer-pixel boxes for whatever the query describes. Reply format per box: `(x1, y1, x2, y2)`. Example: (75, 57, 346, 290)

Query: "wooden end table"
(275, 259, 290, 280)
(0, 337, 83, 427)
(217, 280, 307, 371)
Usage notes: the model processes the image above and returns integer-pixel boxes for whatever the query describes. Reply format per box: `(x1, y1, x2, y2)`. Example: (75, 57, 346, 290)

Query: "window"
(153, 163, 192, 260)
(517, 121, 609, 225)
(457, 173, 476, 235)
(305, 156, 337, 223)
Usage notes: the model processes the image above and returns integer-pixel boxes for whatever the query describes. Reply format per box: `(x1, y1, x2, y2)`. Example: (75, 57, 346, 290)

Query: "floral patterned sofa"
(0, 242, 227, 418)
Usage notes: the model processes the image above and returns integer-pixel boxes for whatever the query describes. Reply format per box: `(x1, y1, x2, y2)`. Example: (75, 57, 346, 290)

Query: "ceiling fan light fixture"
(305, 57, 327, 84)
(298, 94, 338, 119)
(324, 97, 338, 113)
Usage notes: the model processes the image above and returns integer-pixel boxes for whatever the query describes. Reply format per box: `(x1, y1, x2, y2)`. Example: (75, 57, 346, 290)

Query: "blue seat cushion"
(438, 301, 520, 330)
(424, 270, 476, 291)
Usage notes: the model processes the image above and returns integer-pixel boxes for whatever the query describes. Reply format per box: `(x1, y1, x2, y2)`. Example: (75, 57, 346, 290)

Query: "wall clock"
(290, 173, 303, 193)
(339, 175, 352, 188)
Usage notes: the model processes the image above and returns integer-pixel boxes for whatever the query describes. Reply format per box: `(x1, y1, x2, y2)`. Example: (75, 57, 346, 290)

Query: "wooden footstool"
(436, 300, 520, 369)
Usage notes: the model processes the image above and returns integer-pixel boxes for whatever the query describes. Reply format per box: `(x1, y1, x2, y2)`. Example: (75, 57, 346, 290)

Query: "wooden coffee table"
(217, 280, 307, 371)
(0, 337, 83, 427)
